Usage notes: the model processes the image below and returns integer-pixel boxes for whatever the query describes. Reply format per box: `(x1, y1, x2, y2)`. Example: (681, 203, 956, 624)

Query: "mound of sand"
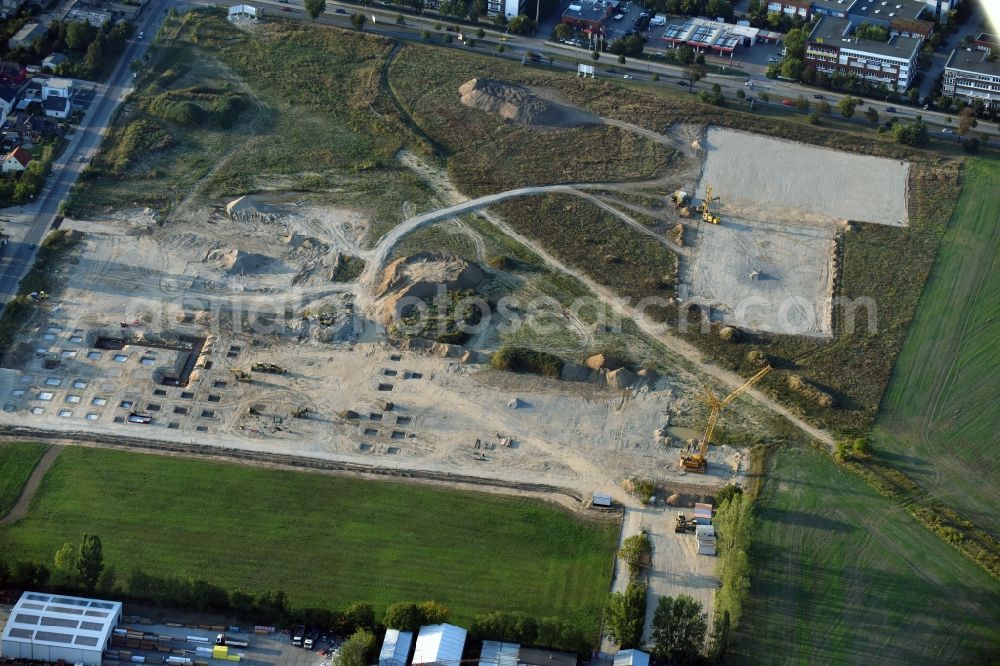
(377, 252, 484, 322)
(459, 78, 566, 126)
(205, 248, 283, 276)
(586, 353, 622, 371)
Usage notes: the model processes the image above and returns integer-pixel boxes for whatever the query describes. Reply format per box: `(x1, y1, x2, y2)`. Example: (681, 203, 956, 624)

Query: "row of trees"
(1, 536, 597, 657)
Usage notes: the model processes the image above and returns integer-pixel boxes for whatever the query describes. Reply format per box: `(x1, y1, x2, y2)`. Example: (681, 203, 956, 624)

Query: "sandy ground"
(680, 217, 837, 337)
(606, 506, 719, 649)
(698, 127, 910, 227)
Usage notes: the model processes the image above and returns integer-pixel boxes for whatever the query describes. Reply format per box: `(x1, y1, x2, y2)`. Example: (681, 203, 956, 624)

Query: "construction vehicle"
(251, 362, 286, 374)
(699, 185, 721, 224)
(671, 190, 690, 208)
(679, 365, 771, 473)
(674, 513, 697, 533)
(233, 369, 252, 382)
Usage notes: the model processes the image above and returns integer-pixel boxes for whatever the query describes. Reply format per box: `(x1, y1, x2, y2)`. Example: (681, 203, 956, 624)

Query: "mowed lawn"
(733, 448, 1000, 665)
(873, 157, 1000, 536)
(0, 448, 618, 627)
(0, 442, 48, 516)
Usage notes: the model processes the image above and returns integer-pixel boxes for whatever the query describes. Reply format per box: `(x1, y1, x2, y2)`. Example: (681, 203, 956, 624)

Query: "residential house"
(488, 0, 527, 19)
(0, 61, 28, 86)
(42, 53, 67, 72)
(0, 85, 16, 126)
(1, 0, 28, 19)
(41, 77, 72, 119)
(2, 146, 31, 173)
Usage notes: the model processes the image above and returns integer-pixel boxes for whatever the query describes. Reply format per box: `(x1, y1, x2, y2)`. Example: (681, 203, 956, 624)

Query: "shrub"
(491, 347, 563, 378)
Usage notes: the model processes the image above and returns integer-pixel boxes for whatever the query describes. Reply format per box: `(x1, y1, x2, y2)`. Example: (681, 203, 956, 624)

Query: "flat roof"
(660, 17, 756, 51)
(480, 641, 519, 666)
(849, 0, 924, 22)
(811, 0, 858, 13)
(562, 1, 609, 21)
(944, 48, 1000, 77)
(1, 591, 122, 651)
(44, 77, 74, 89)
(809, 16, 921, 58)
(518, 648, 577, 666)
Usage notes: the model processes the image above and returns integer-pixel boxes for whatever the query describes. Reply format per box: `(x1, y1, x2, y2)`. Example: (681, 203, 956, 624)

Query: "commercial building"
(766, 0, 935, 32)
(487, 0, 527, 19)
(942, 48, 1000, 108)
(412, 624, 467, 666)
(1, 591, 123, 666)
(660, 17, 766, 55)
(560, 1, 612, 36)
(378, 628, 413, 666)
(805, 16, 921, 91)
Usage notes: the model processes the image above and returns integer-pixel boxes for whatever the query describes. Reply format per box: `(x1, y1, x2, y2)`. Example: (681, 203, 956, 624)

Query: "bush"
(491, 347, 563, 378)
(618, 532, 652, 579)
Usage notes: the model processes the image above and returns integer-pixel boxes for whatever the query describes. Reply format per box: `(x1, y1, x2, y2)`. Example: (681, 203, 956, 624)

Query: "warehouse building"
(479, 640, 519, 666)
(1, 591, 123, 666)
(378, 628, 413, 666)
(613, 650, 650, 666)
(412, 624, 467, 666)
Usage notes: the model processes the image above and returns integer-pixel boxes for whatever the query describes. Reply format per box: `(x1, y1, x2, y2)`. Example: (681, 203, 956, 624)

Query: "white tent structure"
(1, 591, 122, 666)
(614, 650, 650, 666)
(478, 640, 519, 666)
(412, 624, 467, 666)
(378, 628, 413, 666)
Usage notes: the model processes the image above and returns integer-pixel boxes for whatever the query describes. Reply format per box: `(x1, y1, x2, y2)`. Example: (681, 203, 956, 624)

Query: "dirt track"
(0, 444, 62, 525)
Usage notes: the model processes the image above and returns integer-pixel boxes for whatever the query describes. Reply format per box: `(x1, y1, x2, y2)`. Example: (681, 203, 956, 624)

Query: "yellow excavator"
(699, 186, 721, 224)
(679, 365, 772, 473)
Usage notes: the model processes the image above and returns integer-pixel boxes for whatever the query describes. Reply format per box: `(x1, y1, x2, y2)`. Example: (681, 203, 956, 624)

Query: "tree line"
(0, 535, 597, 660)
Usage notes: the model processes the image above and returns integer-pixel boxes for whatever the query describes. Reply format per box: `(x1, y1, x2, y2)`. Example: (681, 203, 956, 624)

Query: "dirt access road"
(0, 444, 63, 525)
(380, 154, 836, 450)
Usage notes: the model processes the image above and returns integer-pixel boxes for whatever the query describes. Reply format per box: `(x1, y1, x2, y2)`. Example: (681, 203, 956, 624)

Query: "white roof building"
(412, 624, 467, 666)
(614, 650, 650, 666)
(479, 640, 519, 666)
(379, 628, 413, 666)
(1, 591, 123, 666)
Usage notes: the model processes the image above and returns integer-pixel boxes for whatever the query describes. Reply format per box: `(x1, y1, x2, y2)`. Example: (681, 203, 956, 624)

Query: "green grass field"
(0, 447, 617, 628)
(0, 442, 48, 517)
(872, 158, 1000, 537)
(734, 447, 1000, 665)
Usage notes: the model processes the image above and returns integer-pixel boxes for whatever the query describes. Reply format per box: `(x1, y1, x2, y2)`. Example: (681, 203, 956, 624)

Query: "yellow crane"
(679, 365, 772, 473)
(700, 186, 721, 224)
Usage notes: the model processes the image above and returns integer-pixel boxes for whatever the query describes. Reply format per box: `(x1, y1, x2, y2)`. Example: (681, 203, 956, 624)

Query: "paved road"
(0, 0, 172, 306)
(223, 0, 997, 139)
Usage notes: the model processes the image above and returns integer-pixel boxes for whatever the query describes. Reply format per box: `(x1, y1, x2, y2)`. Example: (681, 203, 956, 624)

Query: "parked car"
(781, 99, 794, 106)
(623, 74, 632, 79)
(812, 94, 824, 99)
(138, 31, 144, 39)
(941, 128, 954, 133)
(743, 80, 754, 86)
(335, 8, 347, 13)
(885, 106, 897, 113)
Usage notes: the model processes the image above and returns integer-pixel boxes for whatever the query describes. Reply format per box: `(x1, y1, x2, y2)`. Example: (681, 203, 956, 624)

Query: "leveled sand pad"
(681, 218, 836, 337)
(698, 128, 909, 226)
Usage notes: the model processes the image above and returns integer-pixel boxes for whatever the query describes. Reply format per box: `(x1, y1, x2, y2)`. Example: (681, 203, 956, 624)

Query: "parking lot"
(104, 621, 339, 666)
(603, 1, 654, 44)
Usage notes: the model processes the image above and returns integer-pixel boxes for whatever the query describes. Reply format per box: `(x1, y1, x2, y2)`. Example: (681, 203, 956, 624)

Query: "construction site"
(0, 105, 913, 492)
